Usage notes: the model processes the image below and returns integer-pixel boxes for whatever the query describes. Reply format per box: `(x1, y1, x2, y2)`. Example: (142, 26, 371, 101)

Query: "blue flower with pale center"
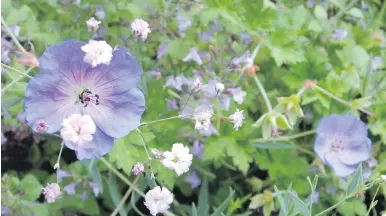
(314, 114, 372, 177)
(24, 39, 145, 159)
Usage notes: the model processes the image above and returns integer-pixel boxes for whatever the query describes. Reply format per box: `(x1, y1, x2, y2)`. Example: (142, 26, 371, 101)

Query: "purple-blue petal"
(86, 88, 145, 138)
(64, 128, 114, 160)
(339, 138, 372, 165)
(325, 152, 357, 177)
(24, 72, 82, 133)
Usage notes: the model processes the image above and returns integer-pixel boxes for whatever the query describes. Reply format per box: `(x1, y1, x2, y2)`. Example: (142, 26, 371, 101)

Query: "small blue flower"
(314, 114, 372, 177)
(24, 39, 145, 159)
(332, 28, 348, 41)
(63, 183, 76, 195)
(184, 171, 201, 189)
(372, 56, 382, 71)
(192, 140, 204, 159)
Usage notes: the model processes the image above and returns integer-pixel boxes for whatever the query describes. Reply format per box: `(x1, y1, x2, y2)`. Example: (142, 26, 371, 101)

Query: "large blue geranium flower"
(314, 114, 372, 177)
(24, 39, 145, 159)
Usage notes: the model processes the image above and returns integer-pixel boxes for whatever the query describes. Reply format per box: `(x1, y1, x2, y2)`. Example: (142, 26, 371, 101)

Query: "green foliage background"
(1, 0, 386, 215)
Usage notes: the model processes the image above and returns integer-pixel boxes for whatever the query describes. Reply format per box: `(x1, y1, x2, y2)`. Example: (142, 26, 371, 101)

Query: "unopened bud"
(215, 82, 224, 94)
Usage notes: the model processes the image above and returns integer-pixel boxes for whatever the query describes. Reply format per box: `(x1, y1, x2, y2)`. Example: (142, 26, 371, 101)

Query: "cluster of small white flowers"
(229, 109, 245, 131)
(42, 183, 62, 203)
(161, 143, 193, 176)
(144, 186, 174, 216)
(131, 19, 151, 40)
(194, 110, 213, 131)
(81, 40, 113, 67)
(86, 17, 101, 32)
(60, 114, 96, 146)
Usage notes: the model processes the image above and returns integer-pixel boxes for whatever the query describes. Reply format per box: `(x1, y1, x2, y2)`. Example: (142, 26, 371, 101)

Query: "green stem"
(251, 130, 316, 143)
(253, 75, 273, 112)
(2, 67, 33, 93)
(99, 157, 176, 216)
(296, 88, 306, 97)
(167, 89, 181, 99)
(315, 196, 353, 216)
(1, 17, 27, 53)
(366, 184, 381, 216)
(330, 0, 359, 21)
(110, 176, 140, 216)
(135, 129, 151, 160)
(139, 115, 182, 127)
(313, 85, 373, 116)
(179, 91, 193, 115)
(1, 63, 33, 78)
(377, 0, 386, 28)
(55, 141, 65, 183)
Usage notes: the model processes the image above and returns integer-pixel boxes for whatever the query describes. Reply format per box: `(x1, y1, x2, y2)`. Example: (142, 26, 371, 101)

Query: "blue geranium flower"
(24, 39, 145, 159)
(314, 114, 372, 177)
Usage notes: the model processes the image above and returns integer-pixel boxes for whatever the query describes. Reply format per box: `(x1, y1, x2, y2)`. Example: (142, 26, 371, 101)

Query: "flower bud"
(215, 82, 224, 94)
(132, 162, 145, 176)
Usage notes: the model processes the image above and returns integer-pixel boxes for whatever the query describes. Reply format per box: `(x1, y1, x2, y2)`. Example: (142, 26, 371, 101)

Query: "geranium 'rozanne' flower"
(229, 109, 245, 131)
(161, 143, 193, 176)
(131, 19, 151, 40)
(24, 39, 145, 159)
(314, 114, 372, 177)
(332, 28, 348, 41)
(227, 87, 247, 104)
(42, 183, 62, 203)
(184, 171, 201, 189)
(81, 40, 113, 67)
(183, 47, 202, 65)
(144, 186, 174, 216)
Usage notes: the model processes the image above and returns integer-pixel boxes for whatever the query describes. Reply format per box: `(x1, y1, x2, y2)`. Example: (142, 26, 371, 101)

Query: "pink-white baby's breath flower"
(60, 114, 96, 147)
(131, 19, 151, 40)
(86, 17, 101, 32)
(144, 186, 173, 216)
(161, 143, 193, 176)
(42, 183, 62, 203)
(229, 109, 245, 131)
(194, 110, 212, 131)
(132, 162, 145, 176)
(192, 78, 203, 91)
(81, 40, 113, 67)
(35, 120, 48, 132)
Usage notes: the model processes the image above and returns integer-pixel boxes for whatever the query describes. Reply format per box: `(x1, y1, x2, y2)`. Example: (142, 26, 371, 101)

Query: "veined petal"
(86, 88, 145, 138)
(88, 47, 142, 93)
(325, 152, 357, 177)
(64, 127, 114, 160)
(24, 73, 81, 133)
(339, 138, 372, 165)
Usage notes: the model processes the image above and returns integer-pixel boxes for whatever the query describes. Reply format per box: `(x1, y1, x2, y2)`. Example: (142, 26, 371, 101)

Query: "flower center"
(79, 89, 100, 107)
(172, 156, 179, 163)
(330, 137, 344, 152)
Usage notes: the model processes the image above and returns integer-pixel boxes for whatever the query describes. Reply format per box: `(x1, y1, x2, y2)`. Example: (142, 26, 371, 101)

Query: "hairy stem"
(313, 85, 373, 116)
(139, 115, 182, 127)
(2, 63, 33, 78)
(2, 67, 33, 93)
(55, 141, 65, 183)
(366, 184, 381, 216)
(253, 75, 273, 112)
(315, 195, 353, 216)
